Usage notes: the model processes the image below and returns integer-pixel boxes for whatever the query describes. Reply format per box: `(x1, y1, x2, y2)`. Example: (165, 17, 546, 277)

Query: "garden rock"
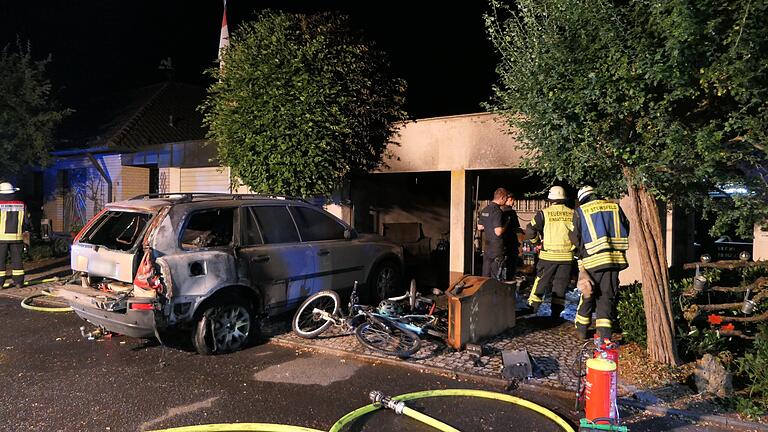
(694, 354, 733, 397)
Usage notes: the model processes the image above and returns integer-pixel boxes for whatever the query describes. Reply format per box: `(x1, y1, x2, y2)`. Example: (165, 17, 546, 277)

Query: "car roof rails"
(130, 192, 309, 204)
(229, 193, 309, 203)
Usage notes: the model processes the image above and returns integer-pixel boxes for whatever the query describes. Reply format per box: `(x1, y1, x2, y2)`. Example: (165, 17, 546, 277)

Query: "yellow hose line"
(20, 294, 73, 313)
(2, 276, 60, 288)
(148, 424, 324, 432)
(329, 389, 575, 432)
(19, 280, 72, 313)
(402, 406, 460, 432)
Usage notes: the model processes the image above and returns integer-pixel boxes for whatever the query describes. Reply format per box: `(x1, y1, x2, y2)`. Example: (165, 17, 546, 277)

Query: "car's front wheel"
(369, 260, 402, 302)
(192, 296, 254, 355)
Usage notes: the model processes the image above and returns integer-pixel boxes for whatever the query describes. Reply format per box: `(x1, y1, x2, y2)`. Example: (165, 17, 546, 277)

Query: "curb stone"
(269, 335, 768, 431)
(618, 398, 768, 431)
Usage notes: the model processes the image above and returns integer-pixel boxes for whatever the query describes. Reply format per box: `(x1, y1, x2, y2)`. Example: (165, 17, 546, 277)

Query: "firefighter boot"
(575, 324, 589, 340)
(597, 326, 612, 341)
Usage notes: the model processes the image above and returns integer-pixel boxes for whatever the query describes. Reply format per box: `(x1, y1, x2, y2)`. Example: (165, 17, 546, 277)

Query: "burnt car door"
(239, 205, 316, 314)
(161, 207, 240, 298)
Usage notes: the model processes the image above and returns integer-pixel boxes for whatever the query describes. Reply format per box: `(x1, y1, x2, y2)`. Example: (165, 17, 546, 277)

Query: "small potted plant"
(69, 222, 84, 239)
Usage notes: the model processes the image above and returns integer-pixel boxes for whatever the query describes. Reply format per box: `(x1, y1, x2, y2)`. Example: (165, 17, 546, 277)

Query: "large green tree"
(200, 11, 407, 197)
(486, 0, 768, 364)
(0, 41, 70, 178)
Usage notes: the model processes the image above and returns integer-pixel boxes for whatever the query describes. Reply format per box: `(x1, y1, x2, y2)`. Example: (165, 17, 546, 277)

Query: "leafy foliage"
(734, 324, 768, 418)
(200, 11, 407, 197)
(485, 0, 768, 237)
(616, 282, 647, 346)
(0, 41, 70, 178)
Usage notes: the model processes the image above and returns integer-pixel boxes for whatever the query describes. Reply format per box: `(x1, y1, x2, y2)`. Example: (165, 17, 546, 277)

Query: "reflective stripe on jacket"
(0, 201, 26, 242)
(528, 204, 575, 262)
(575, 199, 629, 271)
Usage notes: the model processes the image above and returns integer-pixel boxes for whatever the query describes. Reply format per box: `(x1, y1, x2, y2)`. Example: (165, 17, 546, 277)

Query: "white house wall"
(179, 167, 231, 193)
(380, 113, 523, 173)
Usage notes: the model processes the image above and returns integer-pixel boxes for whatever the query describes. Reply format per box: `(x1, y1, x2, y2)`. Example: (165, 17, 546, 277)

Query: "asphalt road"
(0, 297, 746, 432)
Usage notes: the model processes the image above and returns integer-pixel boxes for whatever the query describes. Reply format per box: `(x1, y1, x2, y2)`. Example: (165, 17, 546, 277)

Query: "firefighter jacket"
(524, 203, 575, 262)
(570, 197, 630, 271)
(0, 198, 29, 243)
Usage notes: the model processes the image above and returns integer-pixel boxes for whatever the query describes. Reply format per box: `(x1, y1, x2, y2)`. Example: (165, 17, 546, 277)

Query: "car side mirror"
(344, 228, 357, 240)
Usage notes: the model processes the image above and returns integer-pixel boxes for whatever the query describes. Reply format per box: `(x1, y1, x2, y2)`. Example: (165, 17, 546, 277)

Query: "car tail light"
(134, 249, 162, 291)
(73, 208, 108, 243)
(129, 303, 155, 311)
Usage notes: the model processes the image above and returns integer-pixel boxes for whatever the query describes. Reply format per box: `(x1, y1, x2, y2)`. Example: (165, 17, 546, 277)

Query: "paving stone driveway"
(270, 290, 586, 391)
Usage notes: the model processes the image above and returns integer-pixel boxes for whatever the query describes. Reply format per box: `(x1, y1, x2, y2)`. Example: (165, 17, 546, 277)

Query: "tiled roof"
(57, 81, 207, 151)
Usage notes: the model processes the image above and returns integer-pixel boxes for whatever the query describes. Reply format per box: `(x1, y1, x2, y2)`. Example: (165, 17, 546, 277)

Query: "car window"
(242, 207, 264, 245)
(290, 206, 346, 242)
(81, 211, 152, 251)
(249, 206, 299, 244)
(181, 208, 234, 249)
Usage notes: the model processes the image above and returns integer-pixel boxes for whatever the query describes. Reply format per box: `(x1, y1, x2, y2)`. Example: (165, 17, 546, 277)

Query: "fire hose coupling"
(369, 390, 406, 415)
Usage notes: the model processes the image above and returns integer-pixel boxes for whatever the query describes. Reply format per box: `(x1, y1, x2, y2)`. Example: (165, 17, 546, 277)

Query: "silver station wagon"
(56, 193, 404, 354)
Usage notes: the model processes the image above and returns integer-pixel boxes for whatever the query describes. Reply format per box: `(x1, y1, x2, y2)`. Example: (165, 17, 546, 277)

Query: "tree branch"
(683, 260, 768, 270)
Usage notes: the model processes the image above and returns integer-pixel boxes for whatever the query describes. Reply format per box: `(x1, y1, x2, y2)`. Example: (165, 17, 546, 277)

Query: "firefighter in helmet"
(524, 186, 575, 319)
(571, 186, 630, 340)
(0, 182, 31, 289)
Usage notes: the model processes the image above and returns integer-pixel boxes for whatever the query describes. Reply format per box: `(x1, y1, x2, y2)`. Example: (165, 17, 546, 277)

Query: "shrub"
(734, 324, 768, 419)
(678, 327, 728, 360)
(25, 243, 53, 261)
(616, 282, 647, 346)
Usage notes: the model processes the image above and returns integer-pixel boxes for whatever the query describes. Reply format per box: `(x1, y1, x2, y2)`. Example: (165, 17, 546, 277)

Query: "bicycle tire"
(355, 315, 421, 358)
(292, 290, 341, 339)
(425, 328, 447, 339)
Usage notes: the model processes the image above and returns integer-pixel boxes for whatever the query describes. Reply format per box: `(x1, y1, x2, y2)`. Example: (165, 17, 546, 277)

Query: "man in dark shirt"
(501, 193, 522, 280)
(477, 188, 510, 280)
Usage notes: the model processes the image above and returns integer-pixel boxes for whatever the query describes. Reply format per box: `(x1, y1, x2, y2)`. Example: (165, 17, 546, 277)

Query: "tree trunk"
(625, 181, 681, 365)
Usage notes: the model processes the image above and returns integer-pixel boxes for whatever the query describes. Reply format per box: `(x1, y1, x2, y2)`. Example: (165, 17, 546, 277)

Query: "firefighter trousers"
(528, 259, 572, 318)
(0, 242, 24, 288)
(575, 269, 619, 339)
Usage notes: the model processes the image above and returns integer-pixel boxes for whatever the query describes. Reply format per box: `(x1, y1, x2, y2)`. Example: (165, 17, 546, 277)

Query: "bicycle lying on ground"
(291, 280, 446, 358)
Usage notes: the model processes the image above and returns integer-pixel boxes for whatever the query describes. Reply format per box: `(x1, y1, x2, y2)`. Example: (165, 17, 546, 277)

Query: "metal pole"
(471, 173, 480, 275)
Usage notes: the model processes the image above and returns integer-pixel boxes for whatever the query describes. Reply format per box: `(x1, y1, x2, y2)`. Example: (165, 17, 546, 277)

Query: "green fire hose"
(149, 388, 575, 432)
(329, 389, 574, 432)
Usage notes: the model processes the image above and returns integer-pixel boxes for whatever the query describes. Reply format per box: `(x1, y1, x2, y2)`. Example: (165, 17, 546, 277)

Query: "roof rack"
(129, 192, 309, 203)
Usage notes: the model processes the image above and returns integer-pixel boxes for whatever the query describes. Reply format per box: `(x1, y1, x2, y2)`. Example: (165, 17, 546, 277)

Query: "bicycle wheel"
(355, 315, 421, 358)
(292, 290, 340, 339)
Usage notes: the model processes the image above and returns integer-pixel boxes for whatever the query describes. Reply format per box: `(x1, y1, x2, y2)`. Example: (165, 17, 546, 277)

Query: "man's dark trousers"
(482, 254, 506, 281)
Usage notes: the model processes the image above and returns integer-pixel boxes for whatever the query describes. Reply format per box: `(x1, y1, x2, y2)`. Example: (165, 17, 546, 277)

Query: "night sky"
(0, 0, 498, 119)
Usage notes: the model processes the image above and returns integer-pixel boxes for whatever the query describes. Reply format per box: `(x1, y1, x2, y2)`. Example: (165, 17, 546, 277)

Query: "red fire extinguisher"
(584, 337, 620, 423)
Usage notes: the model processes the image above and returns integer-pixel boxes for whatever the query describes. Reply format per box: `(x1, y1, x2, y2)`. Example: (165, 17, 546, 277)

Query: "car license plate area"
(89, 259, 116, 277)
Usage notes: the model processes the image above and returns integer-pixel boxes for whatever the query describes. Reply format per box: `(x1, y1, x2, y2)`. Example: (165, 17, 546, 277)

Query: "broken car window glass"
(181, 208, 234, 249)
(82, 211, 152, 251)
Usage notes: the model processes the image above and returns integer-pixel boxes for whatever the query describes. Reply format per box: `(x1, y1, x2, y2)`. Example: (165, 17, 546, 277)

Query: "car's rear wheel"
(192, 296, 254, 355)
(369, 260, 402, 302)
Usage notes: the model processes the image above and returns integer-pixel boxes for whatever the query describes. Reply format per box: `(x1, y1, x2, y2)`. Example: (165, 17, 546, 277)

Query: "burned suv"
(56, 193, 404, 354)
